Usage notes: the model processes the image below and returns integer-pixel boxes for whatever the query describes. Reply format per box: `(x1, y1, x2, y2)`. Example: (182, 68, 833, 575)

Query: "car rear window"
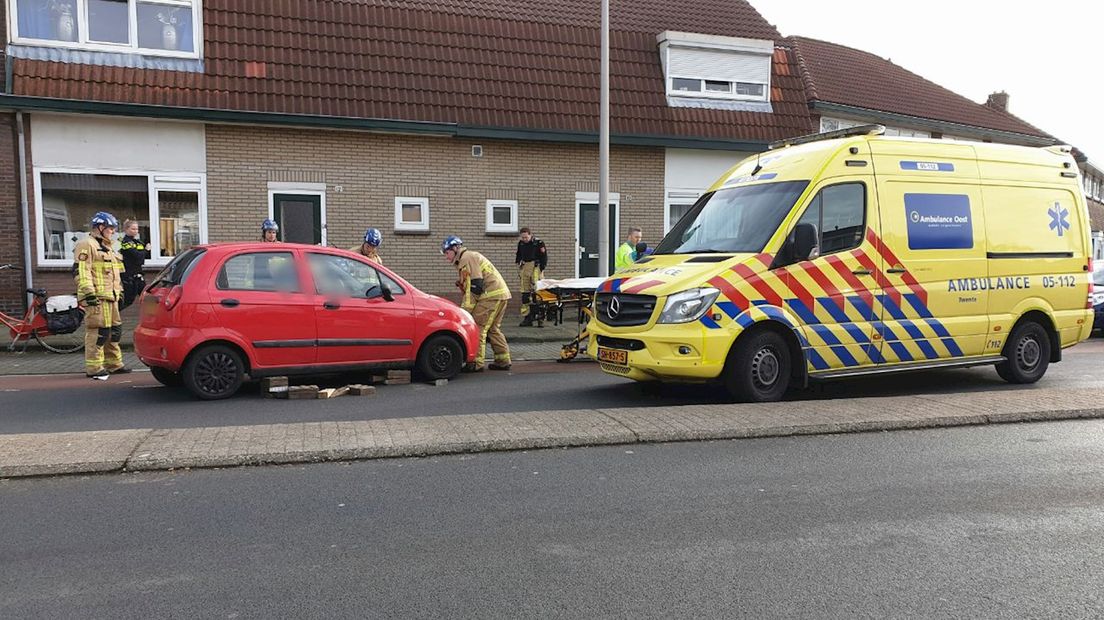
(149, 248, 206, 289)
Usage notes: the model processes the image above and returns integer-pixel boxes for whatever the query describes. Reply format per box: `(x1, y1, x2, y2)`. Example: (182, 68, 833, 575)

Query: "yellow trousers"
(83, 301, 123, 373)
(471, 298, 510, 366)
(519, 261, 541, 317)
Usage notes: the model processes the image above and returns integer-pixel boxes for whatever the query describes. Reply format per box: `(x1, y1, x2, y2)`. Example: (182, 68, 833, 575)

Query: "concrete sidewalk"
(2, 385, 1099, 479)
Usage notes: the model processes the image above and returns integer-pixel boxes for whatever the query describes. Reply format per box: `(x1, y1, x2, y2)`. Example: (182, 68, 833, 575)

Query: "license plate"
(597, 347, 628, 365)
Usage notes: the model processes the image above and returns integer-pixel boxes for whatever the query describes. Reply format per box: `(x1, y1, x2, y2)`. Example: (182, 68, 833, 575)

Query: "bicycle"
(0, 264, 84, 354)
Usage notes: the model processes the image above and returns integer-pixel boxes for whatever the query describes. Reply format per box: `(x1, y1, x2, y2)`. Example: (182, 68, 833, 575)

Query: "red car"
(135, 243, 480, 399)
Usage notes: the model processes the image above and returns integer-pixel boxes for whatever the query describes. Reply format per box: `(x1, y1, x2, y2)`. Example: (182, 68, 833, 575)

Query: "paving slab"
(0, 428, 151, 477)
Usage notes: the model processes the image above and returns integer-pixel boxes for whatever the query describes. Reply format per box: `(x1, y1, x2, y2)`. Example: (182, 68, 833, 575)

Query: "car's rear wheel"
(995, 321, 1050, 384)
(723, 330, 791, 402)
(150, 366, 183, 387)
(417, 334, 464, 380)
(183, 344, 244, 400)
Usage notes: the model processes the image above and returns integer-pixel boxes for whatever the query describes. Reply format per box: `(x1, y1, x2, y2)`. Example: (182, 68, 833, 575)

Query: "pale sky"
(750, 0, 1104, 167)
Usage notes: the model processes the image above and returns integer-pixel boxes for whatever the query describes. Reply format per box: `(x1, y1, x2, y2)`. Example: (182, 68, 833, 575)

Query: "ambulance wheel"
(724, 330, 791, 402)
(996, 321, 1050, 384)
(150, 366, 183, 387)
(183, 344, 244, 400)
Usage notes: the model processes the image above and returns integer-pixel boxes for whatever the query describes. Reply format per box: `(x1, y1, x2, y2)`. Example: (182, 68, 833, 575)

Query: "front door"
(273, 193, 323, 245)
(209, 250, 317, 368)
(577, 202, 618, 277)
(306, 252, 416, 365)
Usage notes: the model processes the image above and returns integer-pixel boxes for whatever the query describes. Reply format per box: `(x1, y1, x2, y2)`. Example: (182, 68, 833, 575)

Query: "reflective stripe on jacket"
(73, 234, 123, 301)
(454, 248, 511, 309)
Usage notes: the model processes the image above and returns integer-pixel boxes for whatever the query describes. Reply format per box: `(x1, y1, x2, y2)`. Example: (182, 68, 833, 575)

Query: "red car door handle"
(220, 298, 240, 307)
(323, 301, 341, 310)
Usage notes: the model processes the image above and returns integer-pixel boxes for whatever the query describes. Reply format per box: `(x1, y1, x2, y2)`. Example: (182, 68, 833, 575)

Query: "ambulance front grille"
(594, 293, 656, 327)
(600, 363, 632, 375)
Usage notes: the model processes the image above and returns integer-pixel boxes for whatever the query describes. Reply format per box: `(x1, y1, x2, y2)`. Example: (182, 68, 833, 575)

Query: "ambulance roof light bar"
(769, 124, 886, 150)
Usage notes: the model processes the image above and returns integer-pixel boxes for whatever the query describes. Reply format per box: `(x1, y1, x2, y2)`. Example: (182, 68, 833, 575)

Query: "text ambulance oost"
(587, 125, 1094, 402)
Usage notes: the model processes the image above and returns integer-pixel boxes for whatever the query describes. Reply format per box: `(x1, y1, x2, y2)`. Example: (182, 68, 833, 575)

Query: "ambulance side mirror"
(792, 223, 819, 262)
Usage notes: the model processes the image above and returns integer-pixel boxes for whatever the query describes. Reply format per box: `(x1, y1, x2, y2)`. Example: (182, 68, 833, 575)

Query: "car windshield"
(654, 181, 810, 255)
(149, 248, 206, 289)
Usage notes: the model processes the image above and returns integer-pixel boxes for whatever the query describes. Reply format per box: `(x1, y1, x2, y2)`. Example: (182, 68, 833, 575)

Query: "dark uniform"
(515, 236, 548, 325)
(118, 234, 149, 309)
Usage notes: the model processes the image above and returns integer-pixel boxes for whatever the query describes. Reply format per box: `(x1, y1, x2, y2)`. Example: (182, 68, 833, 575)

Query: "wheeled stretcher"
(531, 277, 605, 361)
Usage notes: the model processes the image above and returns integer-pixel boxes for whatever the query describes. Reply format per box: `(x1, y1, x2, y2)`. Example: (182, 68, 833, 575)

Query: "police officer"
(74, 212, 128, 379)
(442, 236, 511, 371)
(261, 219, 279, 242)
(515, 227, 547, 327)
(349, 227, 383, 264)
(118, 219, 149, 310)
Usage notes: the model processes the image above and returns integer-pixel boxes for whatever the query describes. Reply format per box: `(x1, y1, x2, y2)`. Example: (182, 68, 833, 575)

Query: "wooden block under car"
(348, 384, 376, 396)
(287, 385, 320, 400)
(317, 386, 350, 399)
(433, 379, 448, 387)
(261, 376, 289, 398)
(384, 370, 411, 385)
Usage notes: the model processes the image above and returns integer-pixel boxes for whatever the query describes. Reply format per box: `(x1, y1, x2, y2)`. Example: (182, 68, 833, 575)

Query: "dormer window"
(11, 0, 201, 57)
(658, 31, 773, 108)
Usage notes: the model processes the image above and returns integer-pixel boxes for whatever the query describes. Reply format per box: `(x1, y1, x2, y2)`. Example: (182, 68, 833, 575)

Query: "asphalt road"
(3, 419, 1103, 618)
(1, 339, 1102, 435)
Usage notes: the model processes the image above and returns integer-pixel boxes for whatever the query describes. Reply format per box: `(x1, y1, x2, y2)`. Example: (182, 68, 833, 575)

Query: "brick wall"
(206, 126, 666, 295)
(0, 113, 26, 315)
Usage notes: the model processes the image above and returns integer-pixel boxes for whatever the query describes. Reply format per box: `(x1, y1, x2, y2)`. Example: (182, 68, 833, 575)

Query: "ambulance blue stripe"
(716, 301, 741, 319)
(736, 313, 755, 328)
(898, 319, 940, 359)
(904, 294, 932, 318)
(756, 304, 795, 328)
(841, 324, 885, 364)
(818, 297, 851, 324)
(785, 299, 819, 325)
(940, 338, 964, 357)
(847, 296, 876, 320)
(880, 295, 907, 321)
(921, 319, 964, 357)
(611, 279, 623, 293)
(875, 322, 915, 363)
(699, 315, 720, 329)
(810, 325, 860, 367)
(806, 348, 830, 371)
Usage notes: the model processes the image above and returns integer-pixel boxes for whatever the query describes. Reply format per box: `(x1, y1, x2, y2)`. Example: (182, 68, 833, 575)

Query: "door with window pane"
(273, 194, 323, 245)
(156, 190, 200, 258)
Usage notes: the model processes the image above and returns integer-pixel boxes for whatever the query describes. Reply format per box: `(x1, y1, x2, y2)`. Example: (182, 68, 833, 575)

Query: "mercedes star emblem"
(607, 296, 622, 319)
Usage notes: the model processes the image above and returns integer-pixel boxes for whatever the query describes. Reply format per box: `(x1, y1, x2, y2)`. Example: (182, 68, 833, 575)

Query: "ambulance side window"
(796, 183, 866, 257)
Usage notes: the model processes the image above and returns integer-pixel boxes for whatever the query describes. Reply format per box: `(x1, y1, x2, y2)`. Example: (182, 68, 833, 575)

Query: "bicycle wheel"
(33, 329, 84, 354)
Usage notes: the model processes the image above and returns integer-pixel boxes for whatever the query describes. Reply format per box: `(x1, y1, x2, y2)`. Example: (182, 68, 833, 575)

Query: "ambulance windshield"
(655, 181, 809, 255)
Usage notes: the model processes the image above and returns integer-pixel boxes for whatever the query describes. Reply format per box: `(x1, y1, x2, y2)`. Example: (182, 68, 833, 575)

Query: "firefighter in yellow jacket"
(348, 227, 383, 264)
(74, 212, 129, 379)
(441, 236, 511, 371)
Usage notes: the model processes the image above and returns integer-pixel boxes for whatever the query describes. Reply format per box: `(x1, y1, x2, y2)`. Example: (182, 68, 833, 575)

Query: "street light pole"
(598, 0, 610, 277)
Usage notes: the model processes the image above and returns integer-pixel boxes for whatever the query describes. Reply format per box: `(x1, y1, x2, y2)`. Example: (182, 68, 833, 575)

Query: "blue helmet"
(90, 212, 119, 228)
(363, 227, 382, 247)
(440, 235, 464, 254)
(261, 219, 279, 233)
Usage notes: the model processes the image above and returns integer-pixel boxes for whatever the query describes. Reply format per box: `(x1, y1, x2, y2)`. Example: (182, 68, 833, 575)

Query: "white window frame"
(34, 167, 207, 268)
(267, 182, 327, 246)
(485, 199, 518, 234)
(394, 196, 430, 232)
(8, 0, 203, 59)
(664, 189, 703, 234)
(668, 76, 767, 102)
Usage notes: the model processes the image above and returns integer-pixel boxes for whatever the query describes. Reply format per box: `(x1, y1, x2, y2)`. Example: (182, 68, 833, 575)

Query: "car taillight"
(164, 285, 183, 311)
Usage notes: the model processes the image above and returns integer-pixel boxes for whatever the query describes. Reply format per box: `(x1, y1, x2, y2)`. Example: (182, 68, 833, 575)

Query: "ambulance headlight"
(659, 288, 720, 324)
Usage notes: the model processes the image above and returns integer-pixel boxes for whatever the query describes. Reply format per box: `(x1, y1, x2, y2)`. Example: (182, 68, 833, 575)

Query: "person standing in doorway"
(441, 236, 511, 371)
(349, 227, 383, 264)
(74, 212, 128, 379)
(118, 219, 149, 310)
(261, 219, 279, 242)
(615, 227, 643, 270)
(515, 227, 547, 327)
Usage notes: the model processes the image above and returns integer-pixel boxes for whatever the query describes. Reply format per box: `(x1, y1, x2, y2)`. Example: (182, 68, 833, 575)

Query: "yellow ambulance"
(588, 125, 1094, 401)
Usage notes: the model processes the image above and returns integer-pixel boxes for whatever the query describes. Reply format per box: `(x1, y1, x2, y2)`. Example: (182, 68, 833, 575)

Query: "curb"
(3, 388, 1102, 479)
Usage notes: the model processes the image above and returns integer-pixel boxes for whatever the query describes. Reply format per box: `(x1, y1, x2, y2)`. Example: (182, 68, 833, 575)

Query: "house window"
(36, 170, 206, 266)
(672, 78, 701, 92)
(659, 32, 773, 105)
(394, 196, 429, 232)
(13, 0, 199, 56)
(665, 191, 703, 233)
(485, 200, 518, 233)
(669, 77, 767, 101)
(268, 183, 326, 245)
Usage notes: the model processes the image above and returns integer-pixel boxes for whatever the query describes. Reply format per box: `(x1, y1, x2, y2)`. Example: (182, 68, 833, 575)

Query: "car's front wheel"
(723, 329, 791, 402)
(995, 320, 1051, 384)
(417, 334, 464, 380)
(183, 344, 245, 400)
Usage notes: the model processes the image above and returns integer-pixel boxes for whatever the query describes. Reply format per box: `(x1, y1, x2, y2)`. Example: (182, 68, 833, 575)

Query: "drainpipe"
(16, 112, 33, 309)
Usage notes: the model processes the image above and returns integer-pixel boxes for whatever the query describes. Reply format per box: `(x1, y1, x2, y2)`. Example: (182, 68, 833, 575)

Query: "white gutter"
(16, 112, 33, 308)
